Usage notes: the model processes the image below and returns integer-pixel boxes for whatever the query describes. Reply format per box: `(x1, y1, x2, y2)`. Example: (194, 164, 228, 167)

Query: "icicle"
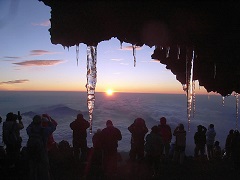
(192, 80, 196, 118)
(120, 41, 123, 49)
(166, 46, 170, 58)
(132, 44, 136, 67)
(222, 96, 225, 107)
(214, 63, 216, 79)
(177, 45, 180, 59)
(186, 49, 195, 131)
(76, 45, 79, 66)
(86, 46, 97, 134)
(182, 84, 187, 92)
(235, 92, 239, 130)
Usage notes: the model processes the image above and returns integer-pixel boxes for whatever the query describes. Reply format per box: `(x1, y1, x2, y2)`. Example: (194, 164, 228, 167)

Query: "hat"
(41, 117, 49, 127)
(197, 125, 202, 131)
(77, 113, 83, 120)
(214, 141, 220, 146)
(33, 115, 42, 125)
(106, 120, 113, 126)
(134, 118, 145, 126)
(209, 124, 214, 128)
(178, 123, 184, 130)
(6, 112, 18, 121)
(151, 125, 158, 133)
(42, 114, 51, 121)
(6, 112, 14, 121)
(160, 117, 166, 125)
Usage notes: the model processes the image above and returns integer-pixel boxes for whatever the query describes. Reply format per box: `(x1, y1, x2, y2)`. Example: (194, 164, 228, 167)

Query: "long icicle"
(235, 92, 239, 130)
(192, 80, 196, 118)
(187, 48, 195, 131)
(177, 45, 180, 59)
(86, 46, 97, 133)
(214, 63, 217, 79)
(76, 44, 79, 66)
(186, 48, 189, 130)
(166, 46, 170, 58)
(132, 44, 136, 67)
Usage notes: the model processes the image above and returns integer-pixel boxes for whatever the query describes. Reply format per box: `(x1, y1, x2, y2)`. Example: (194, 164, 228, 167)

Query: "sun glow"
(106, 89, 114, 96)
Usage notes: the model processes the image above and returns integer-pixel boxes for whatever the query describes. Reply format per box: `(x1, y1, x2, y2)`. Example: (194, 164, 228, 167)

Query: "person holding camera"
(206, 124, 216, 160)
(2, 112, 24, 168)
(194, 125, 207, 160)
(172, 123, 186, 164)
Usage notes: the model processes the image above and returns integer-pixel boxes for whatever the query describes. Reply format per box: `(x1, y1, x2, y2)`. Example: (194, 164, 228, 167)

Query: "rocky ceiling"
(39, 0, 240, 96)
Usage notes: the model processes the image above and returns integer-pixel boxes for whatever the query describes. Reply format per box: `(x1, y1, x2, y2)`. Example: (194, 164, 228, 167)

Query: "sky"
(0, 0, 209, 94)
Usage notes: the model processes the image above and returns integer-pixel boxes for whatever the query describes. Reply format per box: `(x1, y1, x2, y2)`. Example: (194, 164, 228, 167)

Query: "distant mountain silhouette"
(22, 105, 83, 118)
(22, 111, 37, 117)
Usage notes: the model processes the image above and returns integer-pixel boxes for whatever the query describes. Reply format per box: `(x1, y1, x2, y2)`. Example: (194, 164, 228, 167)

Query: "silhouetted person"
(194, 125, 207, 159)
(206, 124, 216, 160)
(0, 116, 2, 123)
(145, 125, 162, 178)
(213, 141, 222, 160)
(41, 114, 58, 152)
(157, 117, 172, 161)
(70, 113, 90, 162)
(225, 129, 234, 159)
(128, 117, 148, 162)
(231, 130, 240, 171)
(26, 115, 56, 180)
(2, 112, 24, 168)
(173, 123, 186, 164)
(90, 129, 103, 178)
(101, 120, 122, 178)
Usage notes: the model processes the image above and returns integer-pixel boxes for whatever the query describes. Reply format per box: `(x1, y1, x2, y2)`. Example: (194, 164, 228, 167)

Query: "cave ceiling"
(39, 0, 240, 96)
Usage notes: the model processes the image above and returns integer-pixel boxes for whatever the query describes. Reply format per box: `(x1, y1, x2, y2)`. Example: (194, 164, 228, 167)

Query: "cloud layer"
(120, 46, 142, 51)
(30, 50, 60, 56)
(0, 79, 29, 85)
(13, 60, 64, 66)
(32, 20, 50, 27)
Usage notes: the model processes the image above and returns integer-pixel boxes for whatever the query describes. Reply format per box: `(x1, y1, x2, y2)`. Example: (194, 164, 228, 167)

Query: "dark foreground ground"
(1, 151, 240, 180)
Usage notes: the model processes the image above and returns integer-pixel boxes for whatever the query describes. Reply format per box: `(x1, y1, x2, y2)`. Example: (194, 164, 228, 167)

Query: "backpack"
(145, 133, 162, 155)
(26, 128, 45, 161)
(159, 125, 172, 143)
(3, 122, 19, 146)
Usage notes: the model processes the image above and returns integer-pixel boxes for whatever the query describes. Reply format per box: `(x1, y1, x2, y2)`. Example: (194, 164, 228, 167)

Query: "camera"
(17, 111, 22, 121)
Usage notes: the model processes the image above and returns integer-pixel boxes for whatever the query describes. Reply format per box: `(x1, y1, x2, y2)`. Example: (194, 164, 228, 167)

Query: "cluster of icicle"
(79, 42, 137, 133)
(76, 43, 239, 133)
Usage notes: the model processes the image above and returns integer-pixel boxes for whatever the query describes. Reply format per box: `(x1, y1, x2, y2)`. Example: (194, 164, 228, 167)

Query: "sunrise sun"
(106, 89, 114, 96)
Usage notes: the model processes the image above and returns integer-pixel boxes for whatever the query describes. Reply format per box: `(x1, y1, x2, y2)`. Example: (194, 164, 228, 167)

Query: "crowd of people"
(0, 113, 240, 179)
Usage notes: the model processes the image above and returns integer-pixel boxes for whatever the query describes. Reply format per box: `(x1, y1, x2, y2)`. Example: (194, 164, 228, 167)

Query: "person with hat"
(70, 113, 90, 162)
(157, 117, 172, 162)
(128, 117, 148, 162)
(101, 120, 122, 178)
(41, 114, 58, 152)
(172, 123, 186, 164)
(145, 125, 163, 177)
(26, 114, 57, 180)
(206, 124, 216, 160)
(2, 112, 24, 168)
(194, 125, 207, 160)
